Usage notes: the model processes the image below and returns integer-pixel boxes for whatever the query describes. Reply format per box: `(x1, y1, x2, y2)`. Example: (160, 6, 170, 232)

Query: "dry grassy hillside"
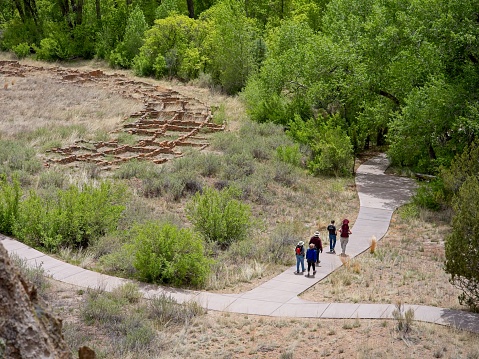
(2, 53, 478, 358)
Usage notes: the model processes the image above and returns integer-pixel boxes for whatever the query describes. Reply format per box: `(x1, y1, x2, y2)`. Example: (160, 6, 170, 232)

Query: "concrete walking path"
(2, 154, 479, 333)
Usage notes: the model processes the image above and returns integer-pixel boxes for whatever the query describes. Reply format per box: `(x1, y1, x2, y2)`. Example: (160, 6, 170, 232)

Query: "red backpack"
(295, 245, 302, 255)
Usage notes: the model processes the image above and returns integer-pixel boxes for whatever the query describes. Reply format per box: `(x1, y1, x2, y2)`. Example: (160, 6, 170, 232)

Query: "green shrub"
(14, 182, 127, 251)
(109, 6, 148, 68)
(131, 221, 211, 287)
(413, 180, 445, 211)
(276, 144, 302, 167)
(445, 176, 479, 312)
(12, 42, 30, 58)
(0, 176, 21, 235)
(34, 38, 60, 61)
(308, 125, 354, 176)
(288, 115, 353, 176)
(186, 186, 252, 248)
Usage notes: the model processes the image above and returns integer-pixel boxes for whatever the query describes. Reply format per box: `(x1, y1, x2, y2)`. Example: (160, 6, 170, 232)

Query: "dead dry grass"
(49, 280, 479, 359)
(301, 206, 464, 310)
(0, 72, 141, 147)
(3, 54, 477, 358)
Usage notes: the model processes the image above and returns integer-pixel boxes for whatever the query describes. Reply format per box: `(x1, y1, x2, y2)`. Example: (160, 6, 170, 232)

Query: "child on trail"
(294, 241, 305, 274)
(305, 243, 317, 277)
(309, 231, 323, 264)
(339, 219, 352, 256)
(327, 220, 337, 253)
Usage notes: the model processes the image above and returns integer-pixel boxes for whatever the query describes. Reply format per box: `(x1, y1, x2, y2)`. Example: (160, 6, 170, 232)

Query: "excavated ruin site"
(0, 60, 224, 169)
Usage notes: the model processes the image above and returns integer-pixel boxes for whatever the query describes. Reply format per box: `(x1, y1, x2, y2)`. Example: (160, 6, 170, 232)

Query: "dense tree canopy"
(1, 0, 478, 173)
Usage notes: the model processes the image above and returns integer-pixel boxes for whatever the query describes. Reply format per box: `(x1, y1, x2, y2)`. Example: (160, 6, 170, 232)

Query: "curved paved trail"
(2, 154, 479, 333)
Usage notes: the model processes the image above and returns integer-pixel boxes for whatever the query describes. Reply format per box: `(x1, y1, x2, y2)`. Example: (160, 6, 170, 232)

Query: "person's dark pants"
(307, 261, 316, 273)
(329, 234, 337, 252)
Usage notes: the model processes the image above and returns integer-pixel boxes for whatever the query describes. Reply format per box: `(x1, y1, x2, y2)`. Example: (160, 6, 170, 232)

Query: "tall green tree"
(202, 0, 260, 94)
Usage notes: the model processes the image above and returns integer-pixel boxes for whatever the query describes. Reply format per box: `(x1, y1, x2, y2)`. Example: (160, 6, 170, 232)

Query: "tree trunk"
(376, 128, 387, 146)
(428, 143, 437, 160)
(186, 0, 194, 18)
(13, 0, 26, 23)
(95, 0, 101, 21)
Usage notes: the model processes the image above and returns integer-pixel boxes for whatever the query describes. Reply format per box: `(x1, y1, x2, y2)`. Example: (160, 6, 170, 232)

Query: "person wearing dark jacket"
(309, 231, 323, 264)
(339, 219, 352, 256)
(305, 243, 317, 276)
(327, 220, 337, 253)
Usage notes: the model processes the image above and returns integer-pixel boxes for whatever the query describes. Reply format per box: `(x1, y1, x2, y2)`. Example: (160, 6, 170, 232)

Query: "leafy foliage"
(133, 14, 207, 79)
(0, 176, 21, 235)
(186, 186, 252, 248)
(13, 182, 127, 251)
(445, 175, 479, 312)
(110, 6, 148, 68)
(131, 221, 211, 287)
(288, 115, 353, 176)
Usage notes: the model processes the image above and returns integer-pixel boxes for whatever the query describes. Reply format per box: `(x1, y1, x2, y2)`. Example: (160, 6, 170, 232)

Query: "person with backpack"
(339, 219, 352, 256)
(309, 231, 323, 264)
(305, 243, 317, 276)
(294, 241, 305, 274)
(327, 220, 337, 253)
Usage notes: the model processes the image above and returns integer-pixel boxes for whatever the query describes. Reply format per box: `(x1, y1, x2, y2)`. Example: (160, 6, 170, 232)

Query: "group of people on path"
(295, 219, 352, 276)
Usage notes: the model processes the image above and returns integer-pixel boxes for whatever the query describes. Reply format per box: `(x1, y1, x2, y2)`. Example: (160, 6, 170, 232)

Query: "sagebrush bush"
(148, 293, 205, 325)
(131, 221, 211, 287)
(10, 253, 50, 298)
(273, 161, 299, 187)
(0, 140, 41, 175)
(37, 170, 66, 189)
(114, 160, 158, 180)
(234, 168, 272, 204)
(80, 286, 156, 354)
(222, 152, 255, 180)
(142, 166, 203, 201)
(186, 186, 252, 248)
(81, 288, 125, 325)
(265, 221, 304, 264)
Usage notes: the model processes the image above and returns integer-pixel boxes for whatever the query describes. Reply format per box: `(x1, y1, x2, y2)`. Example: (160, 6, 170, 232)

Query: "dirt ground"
(3, 53, 478, 358)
